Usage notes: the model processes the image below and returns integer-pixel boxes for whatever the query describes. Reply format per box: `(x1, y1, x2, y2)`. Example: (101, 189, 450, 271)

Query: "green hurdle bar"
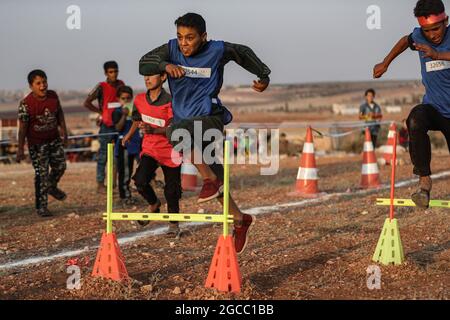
(376, 198, 450, 208)
(103, 141, 234, 235)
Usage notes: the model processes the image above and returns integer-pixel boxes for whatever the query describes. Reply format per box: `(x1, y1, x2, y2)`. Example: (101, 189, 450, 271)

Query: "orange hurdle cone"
(92, 232, 129, 282)
(291, 126, 321, 197)
(361, 127, 381, 188)
(205, 235, 242, 293)
(383, 122, 397, 165)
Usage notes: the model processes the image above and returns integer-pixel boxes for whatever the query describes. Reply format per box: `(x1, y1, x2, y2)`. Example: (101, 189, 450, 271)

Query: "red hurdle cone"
(289, 127, 323, 197)
(92, 232, 129, 282)
(361, 127, 381, 188)
(383, 122, 397, 165)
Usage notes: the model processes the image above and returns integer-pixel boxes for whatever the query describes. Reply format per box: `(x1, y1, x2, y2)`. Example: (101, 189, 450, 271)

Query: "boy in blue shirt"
(112, 86, 141, 204)
(139, 13, 271, 254)
(373, 0, 450, 208)
(359, 89, 383, 147)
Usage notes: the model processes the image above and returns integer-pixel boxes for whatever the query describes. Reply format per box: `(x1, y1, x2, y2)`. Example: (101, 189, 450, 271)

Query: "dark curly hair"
(116, 85, 133, 98)
(414, 0, 445, 17)
(174, 13, 206, 35)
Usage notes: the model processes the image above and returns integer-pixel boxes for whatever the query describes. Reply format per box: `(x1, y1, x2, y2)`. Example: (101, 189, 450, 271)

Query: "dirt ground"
(0, 149, 449, 300)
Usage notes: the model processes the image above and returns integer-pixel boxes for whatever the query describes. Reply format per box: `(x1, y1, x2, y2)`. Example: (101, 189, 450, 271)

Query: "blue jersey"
(168, 39, 232, 124)
(410, 26, 450, 118)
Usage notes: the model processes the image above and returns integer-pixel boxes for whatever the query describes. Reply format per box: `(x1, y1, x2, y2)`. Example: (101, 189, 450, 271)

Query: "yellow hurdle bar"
(376, 198, 450, 208)
(105, 141, 234, 228)
(103, 212, 234, 223)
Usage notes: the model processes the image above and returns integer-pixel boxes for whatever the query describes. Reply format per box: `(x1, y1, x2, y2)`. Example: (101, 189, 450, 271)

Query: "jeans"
(96, 124, 117, 183)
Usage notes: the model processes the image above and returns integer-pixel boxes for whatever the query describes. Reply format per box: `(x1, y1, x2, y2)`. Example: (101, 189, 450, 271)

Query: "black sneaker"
(48, 187, 67, 201)
(411, 189, 430, 209)
(137, 200, 161, 227)
(124, 197, 136, 205)
(37, 208, 53, 217)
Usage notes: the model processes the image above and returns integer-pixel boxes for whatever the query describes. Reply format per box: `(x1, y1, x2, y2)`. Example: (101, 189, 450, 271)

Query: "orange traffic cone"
(92, 232, 129, 282)
(383, 122, 397, 165)
(293, 126, 321, 197)
(181, 161, 201, 192)
(205, 235, 242, 293)
(361, 127, 381, 188)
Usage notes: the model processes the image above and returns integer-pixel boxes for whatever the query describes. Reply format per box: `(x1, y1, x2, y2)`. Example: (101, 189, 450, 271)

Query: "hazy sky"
(0, 0, 427, 90)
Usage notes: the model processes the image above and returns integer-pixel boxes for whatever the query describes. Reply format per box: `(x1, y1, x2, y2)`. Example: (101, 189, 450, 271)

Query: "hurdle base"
(372, 218, 405, 266)
(91, 232, 129, 282)
(205, 235, 242, 294)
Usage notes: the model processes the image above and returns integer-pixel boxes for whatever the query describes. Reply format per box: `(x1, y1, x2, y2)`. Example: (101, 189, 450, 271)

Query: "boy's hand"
(62, 134, 68, 148)
(122, 134, 130, 147)
(96, 115, 102, 127)
(165, 64, 185, 78)
(16, 148, 25, 162)
(252, 79, 269, 92)
(373, 62, 388, 78)
(139, 122, 154, 134)
(121, 108, 129, 116)
(414, 43, 438, 59)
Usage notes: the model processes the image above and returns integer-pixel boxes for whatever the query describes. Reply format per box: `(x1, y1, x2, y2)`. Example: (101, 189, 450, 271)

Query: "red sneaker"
(198, 179, 223, 203)
(234, 214, 256, 255)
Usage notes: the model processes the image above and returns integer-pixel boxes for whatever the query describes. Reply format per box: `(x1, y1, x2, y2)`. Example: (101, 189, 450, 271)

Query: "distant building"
(0, 118, 18, 141)
(385, 106, 402, 114)
(332, 103, 359, 115)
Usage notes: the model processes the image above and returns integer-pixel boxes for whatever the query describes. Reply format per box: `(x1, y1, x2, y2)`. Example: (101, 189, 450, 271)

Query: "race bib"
(107, 102, 121, 109)
(179, 65, 211, 78)
(141, 114, 165, 127)
(425, 60, 450, 72)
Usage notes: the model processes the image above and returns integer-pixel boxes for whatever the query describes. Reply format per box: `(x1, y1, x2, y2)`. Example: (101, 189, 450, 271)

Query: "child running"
(16, 70, 68, 217)
(138, 13, 271, 254)
(122, 72, 182, 237)
(373, 0, 450, 208)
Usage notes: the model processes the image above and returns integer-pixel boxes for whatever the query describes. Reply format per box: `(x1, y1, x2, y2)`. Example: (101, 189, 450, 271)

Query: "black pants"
(362, 124, 380, 147)
(116, 144, 139, 199)
(167, 106, 225, 181)
(29, 138, 66, 210)
(407, 104, 450, 176)
(132, 154, 182, 213)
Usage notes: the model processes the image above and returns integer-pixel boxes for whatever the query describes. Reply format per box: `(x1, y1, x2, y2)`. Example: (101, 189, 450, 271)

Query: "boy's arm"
(83, 84, 102, 114)
(139, 44, 172, 75)
(122, 120, 139, 146)
(113, 109, 128, 131)
(16, 101, 28, 162)
(56, 102, 68, 146)
(122, 106, 141, 146)
(414, 43, 450, 60)
(140, 43, 187, 79)
(373, 105, 383, 120)
(138, 123, 168, 135)
(373, 35, 410, 78)
(359, 104, 367, 120)
(223, 42, 271, 92)
(17, 121, 27, 162)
